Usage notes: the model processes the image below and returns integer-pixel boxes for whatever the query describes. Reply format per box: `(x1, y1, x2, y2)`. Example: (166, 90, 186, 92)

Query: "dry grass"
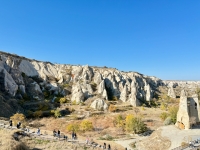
(0, 129, 28, 150)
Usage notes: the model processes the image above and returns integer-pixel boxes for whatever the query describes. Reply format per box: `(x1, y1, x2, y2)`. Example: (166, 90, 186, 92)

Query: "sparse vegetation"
(10, 113, 26, 125)
(109, 104, 117, 112)
(79, 120, 93, 132)
(51, 109, 61, 118)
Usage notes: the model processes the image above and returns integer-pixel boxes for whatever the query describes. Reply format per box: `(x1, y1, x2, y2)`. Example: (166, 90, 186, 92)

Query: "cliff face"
(0, 51, 199, 117)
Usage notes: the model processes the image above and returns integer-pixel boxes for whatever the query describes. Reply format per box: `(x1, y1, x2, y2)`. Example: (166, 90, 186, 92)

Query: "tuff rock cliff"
(0, 51, 199, 117)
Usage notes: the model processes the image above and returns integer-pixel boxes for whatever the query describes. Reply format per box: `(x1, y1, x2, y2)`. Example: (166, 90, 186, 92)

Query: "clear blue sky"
(0, 1, 200, 80)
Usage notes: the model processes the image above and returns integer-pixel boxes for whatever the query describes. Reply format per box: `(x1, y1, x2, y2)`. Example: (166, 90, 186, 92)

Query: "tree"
(125, 114, 147, 134)
(109, 104, 116, 112)
(51, 109, 61, 118)
(80, 120, 93, 132)
(66, 123, 79, 132)
(113, 115, 124, 128)
(125, 114, 135, 132)
(33, 110, 43, 118)
(59, 97, 67, 104)
(169, 106, 178, 124)
(10, 113, 26, 126)
(160, 112, 169, 121)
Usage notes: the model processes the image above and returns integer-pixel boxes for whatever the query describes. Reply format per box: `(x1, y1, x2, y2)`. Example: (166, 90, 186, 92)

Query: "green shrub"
(59, 97, 67, 103)
(160, 112, 169, 121)
(169, 106, 178, 124)
(33, 110, 43, 118)
(80, 120, 93, 132)
(51, 109, 61, 118)
(125, 114, 147, 134)
(66, 123, 79, 132)
(164, 117, 172, 125)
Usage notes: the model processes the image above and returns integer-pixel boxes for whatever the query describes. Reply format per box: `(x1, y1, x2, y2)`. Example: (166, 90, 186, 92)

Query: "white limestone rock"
(0, 66, 18, 96)
(176, 90, 190, 129)
(71, 84, 84, 103)
(167, 86, 176, 98)
(120, 85, 128, 102)
(19, 60, 39, 77)
(90, 98, 108, 111)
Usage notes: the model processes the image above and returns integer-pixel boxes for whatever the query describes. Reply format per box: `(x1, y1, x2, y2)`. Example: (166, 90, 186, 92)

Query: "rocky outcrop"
(129, 80, 140, 106)
(71, 84, 84, 103)
(176, 90, 190, 129)
(0, 66, 18, 96)
(90, 98, 108, 111)
(120, 85, 128, 102)
(167, 86, 176, 98)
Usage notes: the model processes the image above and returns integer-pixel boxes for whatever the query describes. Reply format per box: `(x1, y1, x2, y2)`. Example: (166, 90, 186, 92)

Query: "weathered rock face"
(0, 66, 18, 96)
(188, 94, 200, 123)
(71, 84, 84, 103)
(176, 90, 190, 129)
(90, 98, 108, 111)
(167, 86, 176, 98)
(120, 85, 128, 102)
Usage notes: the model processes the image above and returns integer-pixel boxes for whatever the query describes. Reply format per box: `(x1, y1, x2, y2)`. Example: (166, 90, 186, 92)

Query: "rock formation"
(90, 98, 108, 111)
(176, 89, 190, 129)
(167, 86, 176, 98)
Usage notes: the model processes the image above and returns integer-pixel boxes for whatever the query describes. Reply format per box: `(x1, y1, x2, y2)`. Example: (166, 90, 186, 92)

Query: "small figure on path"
(64, 135, 68, 141)
(74, 132, 77, 140)
(86, 137, 89, 144)
(16, 122, 21, 129)
(53, 129, 57, 137)
(103, 143, 106, 149)
(9, 120, 12, 128)
(37, 128, 40, 135)
(58, 130, 60, 139)
(72, 131, 75, 140)
(108, 144, 111, 150)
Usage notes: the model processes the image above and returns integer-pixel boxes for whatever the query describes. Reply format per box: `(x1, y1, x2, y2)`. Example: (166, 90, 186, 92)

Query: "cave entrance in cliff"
(178, 122, 185, 129)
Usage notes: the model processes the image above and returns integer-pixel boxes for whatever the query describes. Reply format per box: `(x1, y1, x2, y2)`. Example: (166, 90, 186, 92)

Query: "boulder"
(0, 66, 18, 96)
(167, 86, 176, 98)
(120, 85, 128, 102)
(90, 98, 108, 111)
(176, 90, 190, 129)
(144, 83, 152, 101)
(19, 60, 39, 77)
(129, 81, 140, 106)
(71, 84, 84, 103)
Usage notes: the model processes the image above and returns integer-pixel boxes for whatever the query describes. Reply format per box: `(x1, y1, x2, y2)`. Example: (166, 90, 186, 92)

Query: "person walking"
(9, 120, 12, 128)
(53, 129, 57, 137)
(37, 128, 40, 135)
(16, 122, 21, 129)
(103, 143, 106, 149)
(107, 144, 111, 150)
(72, 131, 74, 140)
(74, 132, 77, 140)
(58, 130, 60, 139)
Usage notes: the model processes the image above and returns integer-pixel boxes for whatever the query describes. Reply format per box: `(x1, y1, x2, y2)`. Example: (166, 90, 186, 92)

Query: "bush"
(72, 101, 77, 105)
(66, 123, 79, 132)
(113, 115, 124, 128)
(169, 106, 178, 124)
(112, 96, 118, 101)
(59, 97, 67, 104)
(160, 102, 168, 110)
(125, 114, 147, 134)
(109, 104, 116, 112)
(98, 134, 114, 141)
(160, 112, 169, 121)
(164, 117, 172, 125)
(51, 109, 61, 118)
(80, 120, 93, 132)
(10, 113, 26, 126)
(33, 110, 43, 118)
